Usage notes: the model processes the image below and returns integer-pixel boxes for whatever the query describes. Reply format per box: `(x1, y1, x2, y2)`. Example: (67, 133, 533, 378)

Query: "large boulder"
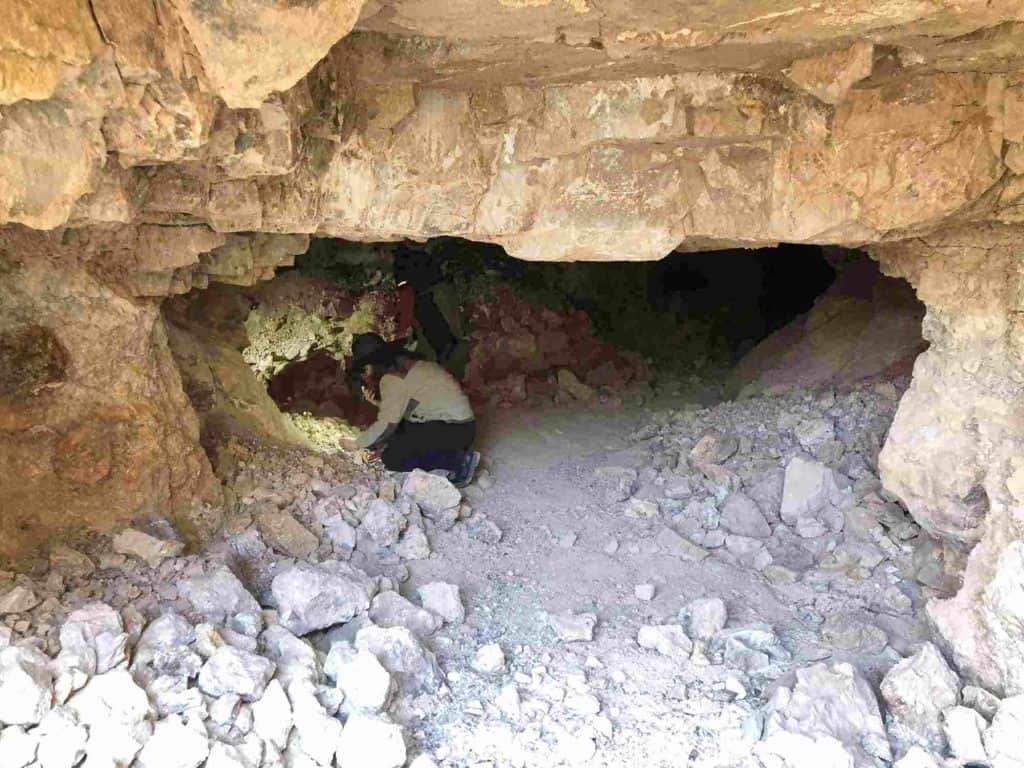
(880, 643, 961, 755)
(271, 561, 375, 635)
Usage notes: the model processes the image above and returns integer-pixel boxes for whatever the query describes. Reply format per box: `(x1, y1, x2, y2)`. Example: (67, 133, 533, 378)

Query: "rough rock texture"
(874, 227, 1024, 696)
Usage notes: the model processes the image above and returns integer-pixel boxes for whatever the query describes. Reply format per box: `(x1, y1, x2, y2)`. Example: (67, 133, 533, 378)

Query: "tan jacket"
(356, 361, 473, 449)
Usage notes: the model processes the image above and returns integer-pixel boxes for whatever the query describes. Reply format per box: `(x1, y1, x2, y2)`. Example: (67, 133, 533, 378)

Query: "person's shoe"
(451, 450, 481, 488)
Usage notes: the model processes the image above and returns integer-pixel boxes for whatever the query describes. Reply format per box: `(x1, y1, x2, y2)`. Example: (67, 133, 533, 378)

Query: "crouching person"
(345, 333, 480, 487)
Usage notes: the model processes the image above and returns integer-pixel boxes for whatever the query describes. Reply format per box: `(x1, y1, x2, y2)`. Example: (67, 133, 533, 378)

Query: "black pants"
(380, 420, 476, 473)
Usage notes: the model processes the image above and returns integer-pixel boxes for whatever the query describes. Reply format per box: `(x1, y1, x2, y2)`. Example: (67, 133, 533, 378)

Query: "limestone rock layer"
(1, 0, 1024, 700)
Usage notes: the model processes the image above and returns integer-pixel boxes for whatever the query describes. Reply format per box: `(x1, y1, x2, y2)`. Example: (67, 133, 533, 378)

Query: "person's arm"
(355, 375, 418, 450)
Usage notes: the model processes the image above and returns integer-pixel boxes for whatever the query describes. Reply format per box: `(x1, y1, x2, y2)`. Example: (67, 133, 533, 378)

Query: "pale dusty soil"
(390, 389, 921, 767)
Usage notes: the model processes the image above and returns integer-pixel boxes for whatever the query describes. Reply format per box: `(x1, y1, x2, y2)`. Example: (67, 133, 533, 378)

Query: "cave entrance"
(208, 237, 926, 451)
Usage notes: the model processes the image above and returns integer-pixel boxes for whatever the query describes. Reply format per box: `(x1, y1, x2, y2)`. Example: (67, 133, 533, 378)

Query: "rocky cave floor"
(1, 375, 1021, 768)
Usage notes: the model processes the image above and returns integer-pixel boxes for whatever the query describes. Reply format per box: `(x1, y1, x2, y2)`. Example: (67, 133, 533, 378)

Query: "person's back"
(381, 360, 473, 425)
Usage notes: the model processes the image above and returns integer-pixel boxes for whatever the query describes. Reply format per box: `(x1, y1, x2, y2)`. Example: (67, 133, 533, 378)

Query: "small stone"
(880, 642, 960, 753)
(178, 566, 262, 630)
(409, 757, 439, 768)
(416, 582, 464, 625)
(624, 499, 659, 518)
(0, 586, 41, 614)
(354, 625, 443, 695)
(395, 524, 431, 560)
(720, 492, 771, 538)
(0, 725, 38, 767)
(206, 742, 256, 768)
(472, 643, 506, 675)
(682, 597, 727, 642)
(690, 429, 739, 466)
(336, 713, 406, 768)
(327, 647, 392, 712)
(466, 514, 503, 544)
(48, 546, 95, 578)
(495, 683, 521, 718)
(35, 707, 87, 768)
(252, 679, 292, 750)
(369, 591, 440, 638)
(256, 509, 319, 559)
(942, 706, 988, 764)
(136, 714, 210, 768)
(892, 746, 940, 768)
(198, 646, 275, 701)
(557, 369, 595, 401)
(594, 467, 639, 504)
(634, 584, 656, 601)
(603, 539, 619, 555)
(548, 612, 597, 642)
(565, 693, 601, 715)
(271, 562, 375, 636)
(557, 531, 578, 549)
(962, 685, 1000, 719)
(984, 695, 1024, 768)
(322, 515, 357, 559)
(402, 470, 461, 520)
(361, 499, 407, 547)
(794, 418, 835, 451)
(0, 646, 54, 725)
(555, 731, 596, 765)
(112, 528, 184, 567)
(637, 625, 692, 660)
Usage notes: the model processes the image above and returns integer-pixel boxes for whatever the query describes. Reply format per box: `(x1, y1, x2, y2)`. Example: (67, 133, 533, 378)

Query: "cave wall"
(873, 226, 1024, 696)
(0, 230, 222, 562)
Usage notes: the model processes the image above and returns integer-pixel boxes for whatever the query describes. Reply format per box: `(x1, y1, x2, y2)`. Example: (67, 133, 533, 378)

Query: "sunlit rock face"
(0, 0, 1023, 689)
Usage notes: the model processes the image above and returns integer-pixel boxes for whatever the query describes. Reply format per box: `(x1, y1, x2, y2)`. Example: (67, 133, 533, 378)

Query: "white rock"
(472, 643, 506, 675)
(58, 601, 128, 678)
(624, 498, 659, 518)
(336, 713, 406, 768)
(555, 730, 596, 765)
(764, 662, 891, 766)
(634, 584, 656, 601)
(0, 726, 38, 768)
(395, 523, 431, 560)
(198, 646, 275, 701)
(252, 678, 292, 750)
(892, 746, 940, 768)
(637, 625, 692, 660)
(288, 679, 342, 766)
(408, 756, 439, 768)
(943, 706, 988, 764)
(368, 591, 440, 638)
(361, 499, 407, 547)
(328, 647, 392, 712)
(779, 457, 844, 530)
(565, 693, 601, 715)
(112, 528, 184, 567)
(880, 642, 960, 753)
(136, 714, 210, 768)
(206, 741, 259, 768)
(416, 582, 464, 625)
(548, 612, 597, 642)
(0, 585, 41, 614)
(962, 685, 1001, 719)
(0, 646, 54, 725)
(271, 562, 375, 636)
(67, 669, 153, 766)
(322, 515, 357, 559)
(757, 731, 857, 768)
(402, 470, 461, 520)
(36, 707, 87, 768)
(354, 625, 443, 695)
(495, 683, 521, 718)
(984, 695, 1024, 768)
(178, 566, 262, 631)
(682, 597, 727, 642)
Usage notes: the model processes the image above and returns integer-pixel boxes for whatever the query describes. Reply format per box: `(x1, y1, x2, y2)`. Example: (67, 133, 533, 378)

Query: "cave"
(1, 2, 1023, 767)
